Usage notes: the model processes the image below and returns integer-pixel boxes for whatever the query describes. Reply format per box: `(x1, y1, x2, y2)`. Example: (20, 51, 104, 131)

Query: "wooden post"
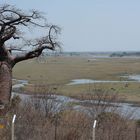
(135, 125, 137, 140)
(93, 120, 97, 140)
(12, 114, 16, 140)
(54, 117, 58, 140)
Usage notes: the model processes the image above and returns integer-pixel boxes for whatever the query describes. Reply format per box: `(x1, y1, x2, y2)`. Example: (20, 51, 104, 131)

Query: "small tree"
(0, 4, 60, 111)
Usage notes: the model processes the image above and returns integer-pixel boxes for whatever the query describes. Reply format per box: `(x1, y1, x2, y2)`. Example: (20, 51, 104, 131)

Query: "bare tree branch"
(0, 4, 61, 65)
(13, 45, 54, 65)
(0, 4, 53, 42)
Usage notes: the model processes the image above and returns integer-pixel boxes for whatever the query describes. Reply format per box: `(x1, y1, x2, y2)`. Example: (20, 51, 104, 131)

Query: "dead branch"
(0, 4, 61, 65)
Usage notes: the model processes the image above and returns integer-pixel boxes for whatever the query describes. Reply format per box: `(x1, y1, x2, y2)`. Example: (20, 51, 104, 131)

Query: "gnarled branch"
(13, 45, 53, 65)
(0, 4, 61, 66)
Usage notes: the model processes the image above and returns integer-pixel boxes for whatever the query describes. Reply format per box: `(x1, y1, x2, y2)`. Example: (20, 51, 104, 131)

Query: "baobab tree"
(0, 4, 61, 111)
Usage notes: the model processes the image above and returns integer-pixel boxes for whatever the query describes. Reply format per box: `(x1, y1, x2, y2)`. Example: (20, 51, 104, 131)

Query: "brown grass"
(13, 56, 140, 102)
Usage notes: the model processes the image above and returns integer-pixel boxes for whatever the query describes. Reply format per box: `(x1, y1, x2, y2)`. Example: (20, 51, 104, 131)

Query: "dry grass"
(13, 56, 140, 102)
(0, 94, 140, 140)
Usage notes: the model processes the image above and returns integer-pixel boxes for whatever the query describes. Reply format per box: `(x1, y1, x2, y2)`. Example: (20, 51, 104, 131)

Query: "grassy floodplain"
(13, 56, 140, 102)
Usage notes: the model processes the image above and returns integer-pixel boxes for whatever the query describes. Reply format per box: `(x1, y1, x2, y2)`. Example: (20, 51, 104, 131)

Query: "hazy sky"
(1, 0, 140, 52)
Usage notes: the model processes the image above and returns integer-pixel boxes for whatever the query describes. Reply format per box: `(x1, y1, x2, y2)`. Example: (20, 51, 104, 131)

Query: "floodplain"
(13, 55, 140, 103)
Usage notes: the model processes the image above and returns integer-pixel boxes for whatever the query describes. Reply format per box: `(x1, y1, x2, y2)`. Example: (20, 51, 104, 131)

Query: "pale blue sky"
(1, 0, 140, 52)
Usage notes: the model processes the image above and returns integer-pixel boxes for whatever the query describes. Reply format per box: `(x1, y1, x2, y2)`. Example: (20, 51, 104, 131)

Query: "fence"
(0, 115, 140, 140)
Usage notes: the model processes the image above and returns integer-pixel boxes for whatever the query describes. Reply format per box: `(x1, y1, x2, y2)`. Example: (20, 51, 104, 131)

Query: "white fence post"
(93, 120, 97, 140)
(12, 114, 16, 140)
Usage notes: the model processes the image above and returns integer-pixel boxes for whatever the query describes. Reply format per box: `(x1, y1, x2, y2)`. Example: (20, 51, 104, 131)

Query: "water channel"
(67, 75, 140, 85)
(12, 75, 140, 119)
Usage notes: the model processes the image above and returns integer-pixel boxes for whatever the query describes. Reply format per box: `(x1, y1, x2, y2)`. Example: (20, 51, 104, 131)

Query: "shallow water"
(12, 78, 140, 119)
(67, 74, 140, 85)
(67, 79, 134, 85)
(123, 75, 140, 81)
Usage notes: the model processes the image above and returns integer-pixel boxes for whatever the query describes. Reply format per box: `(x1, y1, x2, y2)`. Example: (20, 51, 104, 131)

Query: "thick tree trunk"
(0, 61, 12, 107)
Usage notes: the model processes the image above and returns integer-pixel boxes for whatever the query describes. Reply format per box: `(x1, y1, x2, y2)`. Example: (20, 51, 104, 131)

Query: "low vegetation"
(2, 56, 138, 139)
(13, 56, 140, 102)
(0, 91, 140, 140)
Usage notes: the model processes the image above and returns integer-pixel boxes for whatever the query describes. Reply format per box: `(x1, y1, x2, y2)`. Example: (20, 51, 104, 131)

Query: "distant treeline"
(13, 51, 140, 57)
(110, 52, 140, 57)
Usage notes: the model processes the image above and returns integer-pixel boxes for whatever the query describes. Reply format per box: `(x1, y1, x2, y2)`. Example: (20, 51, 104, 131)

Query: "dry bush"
(95, 112, 130, 140)
(85, 86, 138, 140)
(0, 99, 139, 140)
(0, 86, 140, 140)
(11, 100, 91, 140)
(56, 110, 91, 140)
